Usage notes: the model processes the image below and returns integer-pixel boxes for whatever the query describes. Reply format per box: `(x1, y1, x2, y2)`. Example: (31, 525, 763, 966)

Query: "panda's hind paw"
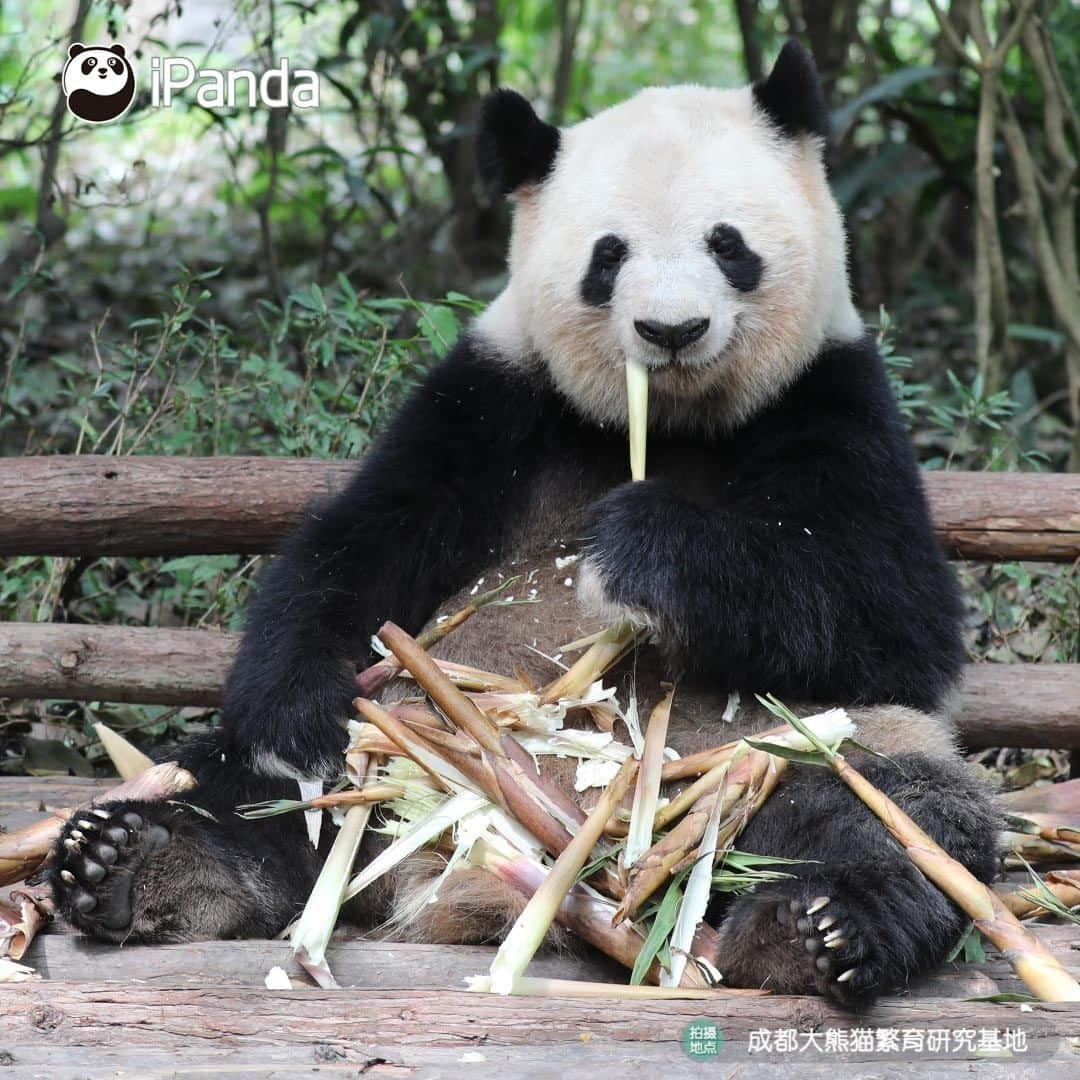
(779, 890, 880, 1007)
(716, 881, 885, 1009)
(50, 800, 172, 941)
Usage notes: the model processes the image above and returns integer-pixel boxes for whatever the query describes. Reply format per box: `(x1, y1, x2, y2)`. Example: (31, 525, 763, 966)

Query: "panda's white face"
(479, 85, 861, 433)
(63, 49, 130, 96)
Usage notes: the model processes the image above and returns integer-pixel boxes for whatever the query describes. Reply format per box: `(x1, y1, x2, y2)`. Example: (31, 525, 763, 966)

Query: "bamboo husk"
(658, 723, 789, 783)
(93, 722, 154, 779)
(623, 690, 673, 869)
(354, 697, 489, 798)
(356, 578, 521, 696)
(0, 761, 196, 886)
(357, 696, 590, 867)
(305, 786, 405, 810)
(476, 837, 672, 983)
(292, 755, 379, 988)
(998, 869, 1080, 918)
(0, 883, 54, 962)
(379, 622, 505, 754)
(1001, 830, 1080, 865)
(615, 745, 783, 923)
(833, 751, 1080, 1002)
(487, 756, 638, 993)
(375, 624, 601, 863)
(539, 624, 641, 706)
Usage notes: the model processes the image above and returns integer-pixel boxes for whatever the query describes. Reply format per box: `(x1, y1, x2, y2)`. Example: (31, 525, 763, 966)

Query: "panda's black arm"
(223, 336, 557, 778)
(587, 344, 964, 711)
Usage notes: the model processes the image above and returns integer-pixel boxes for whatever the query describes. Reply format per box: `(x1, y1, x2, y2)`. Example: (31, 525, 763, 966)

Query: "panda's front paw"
(49, 801, 172, 941)
(716, 881, 885, 1008)
(580, 480, 681, 632)
(576, 556, 657, 632)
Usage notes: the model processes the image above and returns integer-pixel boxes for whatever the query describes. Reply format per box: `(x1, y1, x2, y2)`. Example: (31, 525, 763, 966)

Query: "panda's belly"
(395, 531, 957, 785)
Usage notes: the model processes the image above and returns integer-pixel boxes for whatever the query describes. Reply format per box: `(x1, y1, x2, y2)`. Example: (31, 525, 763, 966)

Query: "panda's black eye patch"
(108, 57, 121, 71)
(706, 224, 764, 293)
(580, 234, 629, 308)
(82, 57, 97, 75)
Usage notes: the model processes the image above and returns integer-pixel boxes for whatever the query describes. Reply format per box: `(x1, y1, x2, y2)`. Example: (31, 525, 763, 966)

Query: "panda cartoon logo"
(62, 43, 136, 124)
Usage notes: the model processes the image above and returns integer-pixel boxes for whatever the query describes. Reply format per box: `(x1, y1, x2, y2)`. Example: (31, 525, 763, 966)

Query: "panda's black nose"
(633, 317, 710, 351)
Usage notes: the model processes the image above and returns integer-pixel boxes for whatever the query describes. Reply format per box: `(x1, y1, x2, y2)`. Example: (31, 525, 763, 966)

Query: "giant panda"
(51, 41, 997, 1007)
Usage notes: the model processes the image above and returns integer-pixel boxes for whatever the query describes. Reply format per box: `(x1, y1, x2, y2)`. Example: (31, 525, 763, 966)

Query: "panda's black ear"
(477, 89, 560, 196)
(68, 43, 86, 59)
(109, 44, 127, 58)
(752, 40, 829, 140)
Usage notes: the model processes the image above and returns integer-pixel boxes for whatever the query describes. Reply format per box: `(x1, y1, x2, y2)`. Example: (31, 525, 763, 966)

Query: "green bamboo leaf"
(741, 738, 831, 767)
(630, 866, 690, 985)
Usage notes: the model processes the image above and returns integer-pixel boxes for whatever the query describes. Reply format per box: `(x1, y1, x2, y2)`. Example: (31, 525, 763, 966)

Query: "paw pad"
(53, 805, 172, 933)
(776, 892, 873, 1002)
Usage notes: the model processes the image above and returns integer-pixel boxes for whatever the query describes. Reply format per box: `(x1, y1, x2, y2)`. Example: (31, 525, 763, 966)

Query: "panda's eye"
(707, 224, 764, 293)
(82, 57, 97, 75)
(580, 234, 629, 307)
(595, 236, 628, 270)
(707, 224, 746, 262)
(108, 57, 121, 71)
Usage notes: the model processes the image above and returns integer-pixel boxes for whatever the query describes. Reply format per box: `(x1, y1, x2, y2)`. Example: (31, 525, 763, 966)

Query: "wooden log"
(925, 470, 1080, 561)
(0, 622, 1075, 748)
(956, 663, 1080, 749)
(0, 456, 1077, 560)
(0, 456, 354, 557)
(0, 623, 231, 706)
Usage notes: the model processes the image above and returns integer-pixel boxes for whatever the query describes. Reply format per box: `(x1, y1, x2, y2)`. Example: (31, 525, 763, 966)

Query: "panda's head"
(62, 43, 136, 124)
(475, 41, 862, 433)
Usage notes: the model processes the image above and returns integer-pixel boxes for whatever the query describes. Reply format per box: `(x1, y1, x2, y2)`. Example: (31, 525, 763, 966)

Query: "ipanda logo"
(62, 43, 137, 124)
(62, 43, 320, 124)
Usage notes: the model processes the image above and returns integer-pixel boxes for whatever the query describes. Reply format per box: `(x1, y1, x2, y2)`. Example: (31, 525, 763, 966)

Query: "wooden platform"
(3, 778, 1080, 1077)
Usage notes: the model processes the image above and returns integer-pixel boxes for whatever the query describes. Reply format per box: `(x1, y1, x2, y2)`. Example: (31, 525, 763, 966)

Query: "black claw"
(94, 842, 119, 866)
(80, 858, 106, 884)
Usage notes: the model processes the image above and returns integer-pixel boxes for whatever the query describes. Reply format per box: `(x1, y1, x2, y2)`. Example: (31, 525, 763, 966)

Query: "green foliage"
(875, 308, 1049, 473)
(3, 267, 478, 460)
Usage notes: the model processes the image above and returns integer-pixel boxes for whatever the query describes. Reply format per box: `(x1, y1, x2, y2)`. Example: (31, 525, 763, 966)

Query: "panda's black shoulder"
(359, 330, 570, 477)
(754, 336, 917, 469)
(777, 335, 901, 426)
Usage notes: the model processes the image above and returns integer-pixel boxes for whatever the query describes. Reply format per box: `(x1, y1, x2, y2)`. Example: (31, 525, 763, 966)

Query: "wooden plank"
(26, 928, 1074, 995)
(0, 979, 1072, 1066)
(0, 777, 112, 834)
(0, 623, 1075, 748)
(0, 1041, 1063, 1078)
(0, 456, 1077, 561)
